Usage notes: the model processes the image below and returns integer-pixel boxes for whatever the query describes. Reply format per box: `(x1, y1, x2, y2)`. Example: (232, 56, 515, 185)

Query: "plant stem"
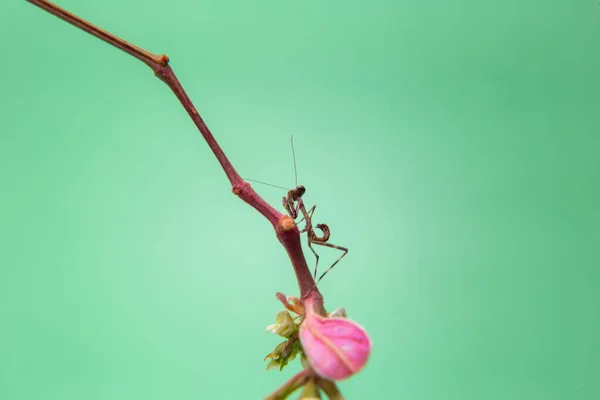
(264, 369, 311, 400)
(316, 378, 345, 400)
(25, 3, 337, 397)
(25, 0, 325, 310)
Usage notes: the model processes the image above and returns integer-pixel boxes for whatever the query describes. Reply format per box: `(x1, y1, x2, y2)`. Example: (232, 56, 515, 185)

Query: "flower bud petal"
(273, 311, 296, 338)
(299, 313, 372, 381)
(265, 310, 298, 338)
(266, 359, 280, 370)
(328, 308, 347, 318)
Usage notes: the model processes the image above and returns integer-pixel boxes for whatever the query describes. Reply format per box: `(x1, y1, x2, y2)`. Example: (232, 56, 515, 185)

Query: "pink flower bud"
(299, 305, 372, 381)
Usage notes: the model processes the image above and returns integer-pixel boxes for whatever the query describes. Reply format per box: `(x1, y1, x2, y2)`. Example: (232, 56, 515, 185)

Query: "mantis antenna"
(291, 134, 298, 187)
(244, 178, 289, 191)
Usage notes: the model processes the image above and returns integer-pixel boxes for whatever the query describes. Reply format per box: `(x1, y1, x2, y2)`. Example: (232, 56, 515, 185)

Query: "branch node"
(278, 215, 296, 232)
(232, 181, 250, 196)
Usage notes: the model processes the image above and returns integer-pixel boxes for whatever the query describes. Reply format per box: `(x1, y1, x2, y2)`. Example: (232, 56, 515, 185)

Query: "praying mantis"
(247, 136, 348, 285)
(282, 183, 348, 284)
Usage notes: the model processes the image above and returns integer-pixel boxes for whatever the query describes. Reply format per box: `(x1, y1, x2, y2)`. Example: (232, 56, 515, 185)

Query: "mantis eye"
(297, 185, 306, 195)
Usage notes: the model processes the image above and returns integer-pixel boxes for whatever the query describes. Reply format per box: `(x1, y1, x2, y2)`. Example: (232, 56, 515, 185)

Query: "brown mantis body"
(283, 185, 348, 285)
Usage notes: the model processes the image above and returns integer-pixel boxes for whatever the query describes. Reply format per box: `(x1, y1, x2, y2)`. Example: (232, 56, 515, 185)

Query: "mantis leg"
(309, 240, 348, 285)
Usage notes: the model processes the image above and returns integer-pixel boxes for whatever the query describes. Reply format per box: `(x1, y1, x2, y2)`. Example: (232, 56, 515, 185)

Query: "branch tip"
(159, 54, 169, 65)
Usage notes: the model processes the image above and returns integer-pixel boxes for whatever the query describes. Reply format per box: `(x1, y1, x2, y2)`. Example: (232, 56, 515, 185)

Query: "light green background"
(2, 1, 599, 399)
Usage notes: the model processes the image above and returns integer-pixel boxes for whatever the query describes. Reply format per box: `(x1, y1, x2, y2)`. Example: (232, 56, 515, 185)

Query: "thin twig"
(25, 0, 325, 305)
(26, 0, 166, 68)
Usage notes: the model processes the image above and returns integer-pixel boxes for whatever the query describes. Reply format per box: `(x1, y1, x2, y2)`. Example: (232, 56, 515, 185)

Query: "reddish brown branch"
(264, 369, 310, 400)
(264, 369, 344, 400)
(26, 0, 166, 69)
(25, 0, 325, 313)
